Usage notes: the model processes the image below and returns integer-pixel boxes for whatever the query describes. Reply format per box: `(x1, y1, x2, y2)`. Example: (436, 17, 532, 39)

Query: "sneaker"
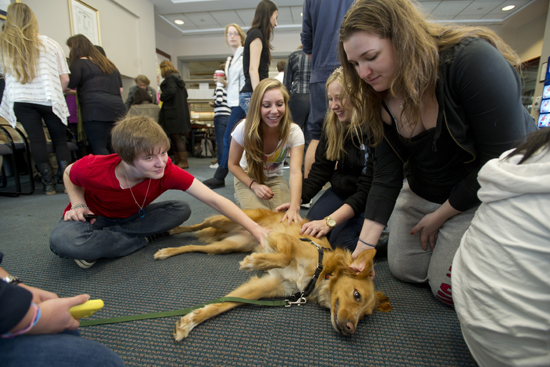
(202, 177, 225, 189)
(74, 259, 96, 269)
(300, 200, 312, 209)
(210, 163, 219, 169)
(146, 231, 170, 243)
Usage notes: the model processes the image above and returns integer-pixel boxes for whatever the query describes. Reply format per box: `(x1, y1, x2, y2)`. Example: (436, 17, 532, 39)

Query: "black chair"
(0, 124, 35, 197)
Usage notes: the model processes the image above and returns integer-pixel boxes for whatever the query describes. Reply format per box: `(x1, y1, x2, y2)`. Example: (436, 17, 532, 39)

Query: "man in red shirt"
(49, 116, 269, 269)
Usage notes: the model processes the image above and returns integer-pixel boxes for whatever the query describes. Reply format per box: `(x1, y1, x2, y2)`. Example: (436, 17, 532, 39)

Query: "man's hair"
(276, 60, 286, 72)
(135, 74, 150, 86)
(111, 116, 170, 164)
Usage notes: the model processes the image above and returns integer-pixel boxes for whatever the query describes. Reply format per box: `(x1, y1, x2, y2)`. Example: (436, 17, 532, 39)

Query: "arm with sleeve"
(0, 253, 33, 335)
(301, 132, 335, 203)
(442, 38, 537, 211)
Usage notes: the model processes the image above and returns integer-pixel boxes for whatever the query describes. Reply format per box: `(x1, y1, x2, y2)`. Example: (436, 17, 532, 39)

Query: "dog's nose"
(345, 321, 355, 334)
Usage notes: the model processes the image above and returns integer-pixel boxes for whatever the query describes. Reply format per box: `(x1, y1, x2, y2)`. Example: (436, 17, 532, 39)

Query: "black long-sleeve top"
(365, 37, 537, 226)
(0, 252, 32, 334)
(302, 129, 374, 216)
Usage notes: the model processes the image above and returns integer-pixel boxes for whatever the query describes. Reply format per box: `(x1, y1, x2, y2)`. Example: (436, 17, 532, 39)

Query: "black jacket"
(302, 130, 373, 216)
(159, 73, 191, 134)
(365, 38, 537, 226)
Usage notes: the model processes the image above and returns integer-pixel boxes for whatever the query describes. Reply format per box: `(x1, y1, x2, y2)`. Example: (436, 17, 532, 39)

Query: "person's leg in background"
(170, 132, 189, 169)
(13, 102, 61, 195)
(203, 105, 246, 189)
(304, 82, 327, 178)
(39, 104, 72, 187)
(83, 121, 113, 156)
(212, 113, 229, 168)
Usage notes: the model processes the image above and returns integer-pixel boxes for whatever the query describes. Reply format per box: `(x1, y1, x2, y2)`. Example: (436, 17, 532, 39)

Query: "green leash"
(79, 297, 287, 327)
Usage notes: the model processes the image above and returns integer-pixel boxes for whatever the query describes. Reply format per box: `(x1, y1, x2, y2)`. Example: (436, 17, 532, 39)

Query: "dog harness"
(285, 238, 329, 307)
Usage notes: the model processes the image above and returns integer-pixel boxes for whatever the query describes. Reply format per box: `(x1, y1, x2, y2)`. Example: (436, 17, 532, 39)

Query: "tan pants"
(234, 175, 290, 210)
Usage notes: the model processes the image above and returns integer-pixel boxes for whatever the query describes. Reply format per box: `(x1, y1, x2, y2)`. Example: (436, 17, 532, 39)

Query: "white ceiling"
(150, 0, 536, 38)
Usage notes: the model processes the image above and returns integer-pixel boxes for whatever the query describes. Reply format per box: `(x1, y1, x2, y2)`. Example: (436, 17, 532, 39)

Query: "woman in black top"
(239, 0, 278, 114)
(158, 60, 191, 169)
(277, 68, 374, 251)
(66, 35, 125, 155)
(338, 0, 536, 305)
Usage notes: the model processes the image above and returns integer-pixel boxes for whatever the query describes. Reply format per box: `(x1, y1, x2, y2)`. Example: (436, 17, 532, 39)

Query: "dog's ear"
(349, 249, 376, 278)
(375, 291, 391, 312)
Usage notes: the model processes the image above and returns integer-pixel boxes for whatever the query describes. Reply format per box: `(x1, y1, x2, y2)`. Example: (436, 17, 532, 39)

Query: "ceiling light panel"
(430, 1, 471, 20)
(484, 0, 531, 18)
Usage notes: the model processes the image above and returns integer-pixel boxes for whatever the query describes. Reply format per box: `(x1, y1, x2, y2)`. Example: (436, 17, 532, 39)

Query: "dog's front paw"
(154, 248, 174, 260)
(173, 315, 196, 341)
(239, 255, 256, 271)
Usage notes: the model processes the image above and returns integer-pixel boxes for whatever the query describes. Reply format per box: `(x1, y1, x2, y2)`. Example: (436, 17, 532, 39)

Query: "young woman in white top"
(228, 78, 304, 223)
(0, 3, 71, 195)
(203, 23, 247, 189)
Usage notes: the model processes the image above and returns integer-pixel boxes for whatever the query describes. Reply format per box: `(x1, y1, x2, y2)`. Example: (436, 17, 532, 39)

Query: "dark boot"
(57, 160, 70, 193)
(36, 162, 56, 195)
(175, 151, 189, 169)
(202, 167, 228, 189)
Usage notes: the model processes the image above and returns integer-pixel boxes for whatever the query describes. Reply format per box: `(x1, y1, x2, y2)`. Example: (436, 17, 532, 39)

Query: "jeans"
(50, 201, 191, 260)
(83, 120, 115, 155)
(239, 92, 252, 115)
(288, 93, 311, 145)
(306, 188, 364, 251)
(13, 102, 71, 165)
(307, 82, 328, 140)
(0, 329, 125, 367)
(213, 114, 229, 163)
(215, 106, 246, 177)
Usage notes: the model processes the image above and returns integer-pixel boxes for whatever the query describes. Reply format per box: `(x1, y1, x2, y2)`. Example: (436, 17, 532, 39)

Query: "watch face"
(326, 217, 336, 228)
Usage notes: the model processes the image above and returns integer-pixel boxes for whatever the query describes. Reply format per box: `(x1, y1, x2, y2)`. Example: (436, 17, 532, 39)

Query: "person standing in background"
(211, 65, 231, 169)
(126, 88, 160, 123)
(158, 60, 191, 169)
(124, 75, 158, 111)
(283, 45, 311, 166)
(274, 60, 285, 82)
(0, 3, 72, 195)
(66, 34, 126, 156)
(301, 0, 355, 178)
(203, 1, 279, 189)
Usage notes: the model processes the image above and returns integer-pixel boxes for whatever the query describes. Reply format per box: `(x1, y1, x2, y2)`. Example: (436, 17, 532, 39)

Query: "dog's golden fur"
(154, 209, 391, 341)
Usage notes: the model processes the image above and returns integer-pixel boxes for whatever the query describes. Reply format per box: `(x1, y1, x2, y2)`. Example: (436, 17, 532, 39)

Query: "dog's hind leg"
(169, 214, 236, 235)
(154, 233, 257, 260)
(173, 274, 285, 341)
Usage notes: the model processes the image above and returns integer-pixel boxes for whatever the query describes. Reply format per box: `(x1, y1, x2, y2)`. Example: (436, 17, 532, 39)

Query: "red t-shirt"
(63, 154, 194, 218)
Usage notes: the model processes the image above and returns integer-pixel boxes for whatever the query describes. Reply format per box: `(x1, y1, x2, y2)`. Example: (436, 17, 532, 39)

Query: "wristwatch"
(2, 275, 21, 284)
(324, 216, 337, 229)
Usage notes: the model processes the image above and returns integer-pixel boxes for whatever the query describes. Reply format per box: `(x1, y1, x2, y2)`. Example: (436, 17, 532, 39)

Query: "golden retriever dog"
(154, 209, 391, 341)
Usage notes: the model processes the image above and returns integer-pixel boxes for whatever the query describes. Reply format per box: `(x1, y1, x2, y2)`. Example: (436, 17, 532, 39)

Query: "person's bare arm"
(248, 38, 263, 90)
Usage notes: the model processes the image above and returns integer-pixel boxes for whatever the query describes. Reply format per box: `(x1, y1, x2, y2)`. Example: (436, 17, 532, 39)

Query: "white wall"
(26, 0, 158, 102)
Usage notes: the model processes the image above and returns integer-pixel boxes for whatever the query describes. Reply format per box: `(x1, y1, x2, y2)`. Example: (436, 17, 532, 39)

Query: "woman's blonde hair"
(160, 60, 179, 78)
(323, 67, 363, 161)
(67, 34, 117, 74)
(338, 0, 521, 145)
(224, 23, 245, 47)
(243, 78, 292, 184)
(0, 3, 41, 84)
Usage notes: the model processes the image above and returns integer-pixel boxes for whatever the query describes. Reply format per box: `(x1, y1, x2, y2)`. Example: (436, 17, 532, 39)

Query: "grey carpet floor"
(0, 156, 477, 366)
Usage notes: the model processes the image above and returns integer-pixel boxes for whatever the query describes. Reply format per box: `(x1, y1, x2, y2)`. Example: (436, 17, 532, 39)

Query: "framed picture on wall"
(68, 0, 101, 45)
(0, 0, 20, 20)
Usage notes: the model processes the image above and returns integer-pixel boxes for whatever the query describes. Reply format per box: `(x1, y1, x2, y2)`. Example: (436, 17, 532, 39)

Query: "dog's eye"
(353, 290, 361, 302)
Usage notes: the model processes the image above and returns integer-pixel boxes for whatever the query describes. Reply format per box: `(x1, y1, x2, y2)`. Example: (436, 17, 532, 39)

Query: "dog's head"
(320, 249, 391, 336)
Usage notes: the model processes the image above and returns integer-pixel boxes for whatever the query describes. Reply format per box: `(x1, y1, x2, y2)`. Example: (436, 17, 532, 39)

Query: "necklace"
(123, 165, 151, 218)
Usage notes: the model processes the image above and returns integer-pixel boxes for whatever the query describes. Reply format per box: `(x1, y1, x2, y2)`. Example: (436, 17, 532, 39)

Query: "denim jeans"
(83, 121, 115, 155)
(306, 188, 364, 251)
(0, 329, 125, 367)
(13, 102, 71, 165)
(213, 114, 229, 163)
(218, 106, 246, 171)
(50, 201, 191, 260)
(239, 92, 252, 115)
